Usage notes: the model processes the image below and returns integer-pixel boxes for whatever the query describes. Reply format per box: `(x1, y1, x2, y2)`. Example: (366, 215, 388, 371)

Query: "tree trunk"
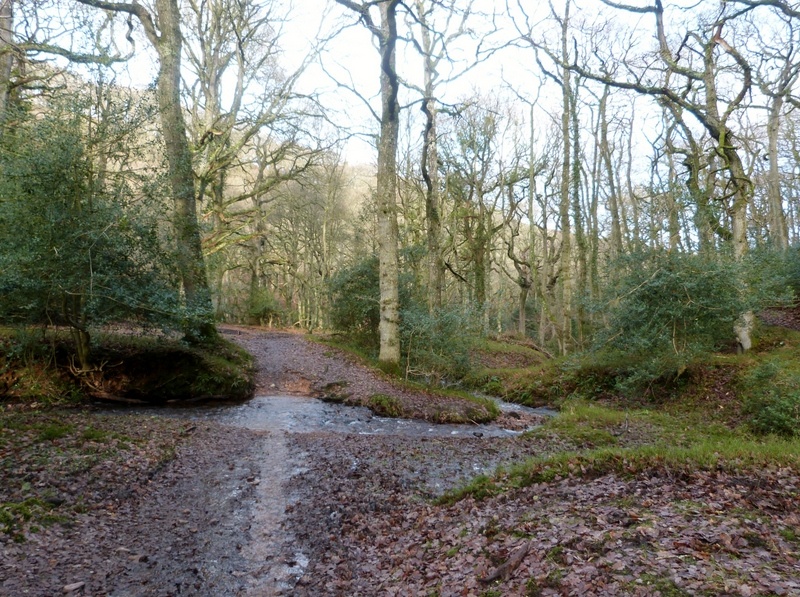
(375, 0, 401, 365)
(153, 0, 214, 340)
(0, 0, 13, 123)
(556, 0, 573, 355)
(76, 0, 215, 340)
(767, 93, 789, 251)
(421, 70, 444, 312)
(599, 86, 623, 259)
(570, 79, 586, 349)
(517, 283, 528, 335)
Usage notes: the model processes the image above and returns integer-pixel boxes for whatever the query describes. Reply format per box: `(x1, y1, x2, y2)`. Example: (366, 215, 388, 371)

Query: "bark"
(599, 86, 623, 258)
(766, 93, 789, 251)
(335, 1, 401, 364)
(421, 51, 444, 312)
(525, 113, 537, 335)
(77, 0, 214, 340)
(664, 138, 681, 250)
(154, 0, 213, 339)
(557, 0, 573, 355)
(570, 79, 586, 348)
(0, 0, 13, 123)
(375, 1, 401, 364)
(413, 0, 468, 313)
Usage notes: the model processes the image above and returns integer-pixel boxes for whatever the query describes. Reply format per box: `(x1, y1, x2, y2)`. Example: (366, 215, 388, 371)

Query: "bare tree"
(511, 0, 579, 353)
(573, 0, 756, 350)
(750, 10, 799, 250)
(76, 0, 214, 339)
(404, 0, 476, 312)
(335, 0, 401, 365)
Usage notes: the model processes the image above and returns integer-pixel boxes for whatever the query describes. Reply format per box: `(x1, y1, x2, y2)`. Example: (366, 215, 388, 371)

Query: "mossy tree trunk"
(76, 0, 215, 342)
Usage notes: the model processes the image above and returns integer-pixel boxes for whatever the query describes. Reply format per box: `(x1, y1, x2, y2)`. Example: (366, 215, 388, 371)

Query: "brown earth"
(222, 326, 498, 423)
(2, 327, 800, 596)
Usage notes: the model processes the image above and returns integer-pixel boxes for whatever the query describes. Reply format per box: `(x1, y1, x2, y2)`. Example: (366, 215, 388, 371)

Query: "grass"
(628, 574, 692, 596)
(37, 422, 74, 442)
(0, 498, 63, 541)
(439, 406, 800, 505)
(439, 326, 800, 505)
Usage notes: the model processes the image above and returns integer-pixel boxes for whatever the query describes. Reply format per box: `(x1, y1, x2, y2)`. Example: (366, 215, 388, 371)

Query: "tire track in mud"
(241, 430, 309, 596)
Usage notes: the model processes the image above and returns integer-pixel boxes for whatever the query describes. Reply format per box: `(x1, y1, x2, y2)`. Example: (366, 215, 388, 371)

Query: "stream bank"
(6, 328, 795, 596)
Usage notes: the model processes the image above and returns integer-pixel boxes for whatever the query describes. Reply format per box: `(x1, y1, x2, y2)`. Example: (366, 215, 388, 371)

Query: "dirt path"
(1, 328, 545, 596)
(5, 328, 799, 596)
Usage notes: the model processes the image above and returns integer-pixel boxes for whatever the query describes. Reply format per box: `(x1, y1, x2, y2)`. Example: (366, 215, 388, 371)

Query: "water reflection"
(122, 394, 555, 438)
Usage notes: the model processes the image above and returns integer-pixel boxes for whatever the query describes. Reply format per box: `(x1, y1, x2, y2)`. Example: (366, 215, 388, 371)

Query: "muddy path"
(187, 329, 556, 595)
(7, 329, 799, 596)
(2, 328, 552, 596)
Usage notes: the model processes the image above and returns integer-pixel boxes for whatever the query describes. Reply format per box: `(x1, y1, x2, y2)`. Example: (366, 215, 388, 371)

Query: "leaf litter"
(1, 328, 799, 596)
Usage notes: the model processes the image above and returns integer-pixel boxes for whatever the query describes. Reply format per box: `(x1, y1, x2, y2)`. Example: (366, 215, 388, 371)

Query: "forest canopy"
(0, 0, 798, 381)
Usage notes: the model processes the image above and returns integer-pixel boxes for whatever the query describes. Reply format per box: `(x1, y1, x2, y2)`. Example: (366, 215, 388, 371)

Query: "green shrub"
(328, 257, 380, 345)
(247, 287, 285, 326)
(368, 393, 403, 417)
(401, 305, 480, 382)
(742, 362, 800, 436)
(0, 99, 181, 366)
(329, 258, 480, 382)
(595, 249, 787, 393)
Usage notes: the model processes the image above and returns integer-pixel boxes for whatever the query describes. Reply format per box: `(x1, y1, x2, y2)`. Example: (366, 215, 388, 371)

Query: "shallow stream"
(138, 394, 555, 437)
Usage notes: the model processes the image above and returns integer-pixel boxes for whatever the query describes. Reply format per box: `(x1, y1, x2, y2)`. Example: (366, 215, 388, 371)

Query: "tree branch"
(74, 0, 160, 47)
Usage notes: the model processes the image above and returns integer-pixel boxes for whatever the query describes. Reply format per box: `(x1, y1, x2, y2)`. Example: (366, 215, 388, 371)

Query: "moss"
(0, 498, 57, 541)
(441, 398, 800, 504)
(368, 394, 404, 417)
(37, 423, 74, 442)
(0, 329, 256, 406)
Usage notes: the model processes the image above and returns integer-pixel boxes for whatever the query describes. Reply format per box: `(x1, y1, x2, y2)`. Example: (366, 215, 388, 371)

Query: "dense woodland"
(1, 0, 800, 384)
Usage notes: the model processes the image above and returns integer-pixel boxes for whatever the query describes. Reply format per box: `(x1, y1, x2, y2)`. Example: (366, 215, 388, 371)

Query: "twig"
(479, 539, 532, 583)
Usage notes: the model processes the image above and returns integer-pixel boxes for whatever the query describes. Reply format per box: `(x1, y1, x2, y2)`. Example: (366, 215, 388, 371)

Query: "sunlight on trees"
(1, 0, 800, 382)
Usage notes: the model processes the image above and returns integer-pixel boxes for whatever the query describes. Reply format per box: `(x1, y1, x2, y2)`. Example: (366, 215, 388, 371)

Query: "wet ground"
(7, 329, 797, 595)
(0, 330, 555, 597)
(98, 387, 555, 595)
(160, 393, 553, 438)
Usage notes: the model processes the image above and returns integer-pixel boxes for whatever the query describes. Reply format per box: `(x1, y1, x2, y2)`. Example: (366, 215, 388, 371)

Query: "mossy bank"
(0, 328, 256, 405)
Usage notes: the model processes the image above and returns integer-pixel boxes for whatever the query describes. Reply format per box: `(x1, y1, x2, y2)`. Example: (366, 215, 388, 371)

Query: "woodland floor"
(1, 327, 800, 596)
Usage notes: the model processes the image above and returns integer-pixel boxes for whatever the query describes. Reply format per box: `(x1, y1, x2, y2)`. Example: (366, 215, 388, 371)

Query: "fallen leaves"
(288, 440, 800, 596)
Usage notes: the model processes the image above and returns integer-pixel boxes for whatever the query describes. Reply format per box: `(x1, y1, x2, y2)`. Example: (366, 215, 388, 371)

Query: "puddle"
(142, 394, 554, 438)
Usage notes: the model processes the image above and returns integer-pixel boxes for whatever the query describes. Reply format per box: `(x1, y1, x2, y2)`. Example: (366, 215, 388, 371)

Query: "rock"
(63, 581, 85, 593)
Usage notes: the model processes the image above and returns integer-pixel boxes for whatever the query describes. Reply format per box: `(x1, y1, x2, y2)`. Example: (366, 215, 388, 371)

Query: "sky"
(280, 0, 540, 164)
(77, 0, 719, 172)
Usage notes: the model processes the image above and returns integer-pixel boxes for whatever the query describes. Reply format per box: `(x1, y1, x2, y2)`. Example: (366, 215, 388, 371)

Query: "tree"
(76, 0, 214, 340)
(0, 0, 13, 122)
(181, 0, 328, 326)
(512, 0, 581, 353)
(0, 95, 178, 370)
(405, 0, 475, 312)
(572, 0, 757, 350)
(335, 0, 401, 365)
(747, 7, 799, 251)
(500, 121, 547, 337)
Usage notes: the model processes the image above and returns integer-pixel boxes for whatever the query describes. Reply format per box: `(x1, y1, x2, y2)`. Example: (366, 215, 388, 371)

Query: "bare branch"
(74, 0, 160, 47)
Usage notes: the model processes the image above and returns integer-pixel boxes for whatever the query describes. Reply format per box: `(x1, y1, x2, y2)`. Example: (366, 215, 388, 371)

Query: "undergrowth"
(440, 324, 800, 505)
(0, 327, 255, 405)
(314, 334, 501, 423)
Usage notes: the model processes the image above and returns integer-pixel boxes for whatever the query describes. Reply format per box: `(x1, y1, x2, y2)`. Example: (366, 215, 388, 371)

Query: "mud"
(2, 329, 555, 596)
